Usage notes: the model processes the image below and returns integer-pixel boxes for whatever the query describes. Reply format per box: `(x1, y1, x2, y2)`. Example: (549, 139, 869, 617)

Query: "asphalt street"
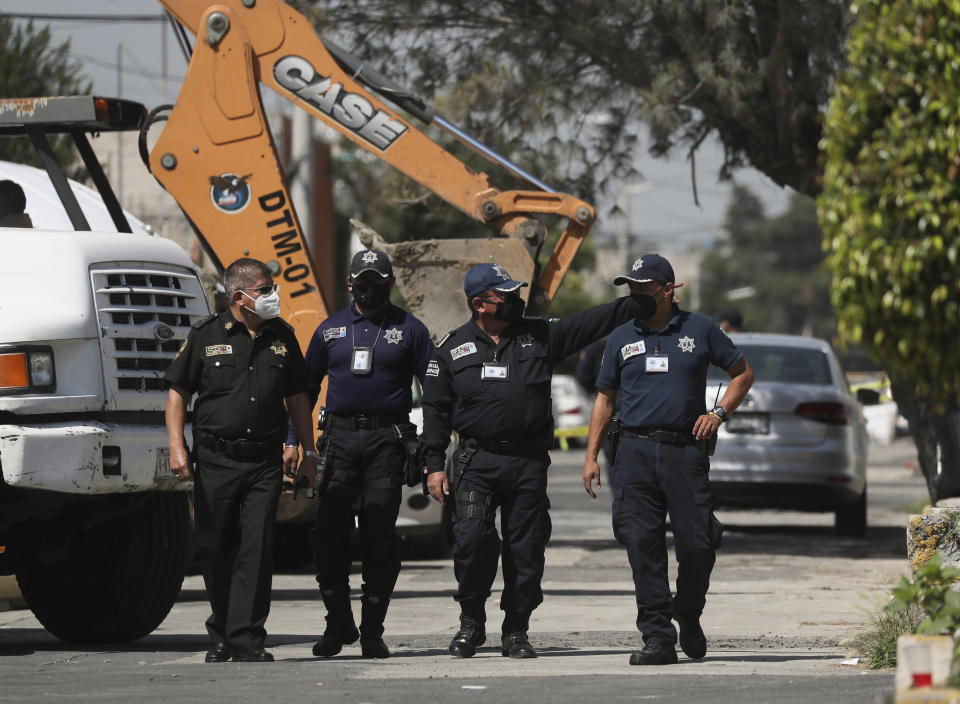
(0, 436, 926, 703)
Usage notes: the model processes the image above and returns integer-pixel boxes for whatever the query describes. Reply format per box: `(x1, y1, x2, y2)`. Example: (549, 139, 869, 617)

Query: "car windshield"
(707, 344, 833, 385)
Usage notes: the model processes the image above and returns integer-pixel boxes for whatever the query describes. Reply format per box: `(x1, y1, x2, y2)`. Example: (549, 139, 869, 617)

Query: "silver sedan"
(706, 333, 870, 536)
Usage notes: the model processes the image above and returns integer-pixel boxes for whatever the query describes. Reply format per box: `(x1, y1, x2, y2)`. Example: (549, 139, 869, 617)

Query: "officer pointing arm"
(419, 262, 648, 661)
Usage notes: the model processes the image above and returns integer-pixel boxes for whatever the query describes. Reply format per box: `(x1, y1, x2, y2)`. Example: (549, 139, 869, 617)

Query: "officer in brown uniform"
(164, 258, 317, 663)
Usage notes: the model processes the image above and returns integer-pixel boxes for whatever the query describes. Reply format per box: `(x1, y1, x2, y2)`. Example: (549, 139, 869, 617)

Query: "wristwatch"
(302, 449, 319, 458)
(710, 405, 728, 423)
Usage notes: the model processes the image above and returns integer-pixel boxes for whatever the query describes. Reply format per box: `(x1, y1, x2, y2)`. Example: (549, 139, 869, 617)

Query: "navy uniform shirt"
(421, 296, 640, 473)
(286, 302, 432, 443)
(596, 304, 742, 432)
(164, 311, 308, 441)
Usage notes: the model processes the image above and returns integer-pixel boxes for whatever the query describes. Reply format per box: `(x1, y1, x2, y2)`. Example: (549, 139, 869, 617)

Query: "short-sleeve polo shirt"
(596, 306, 742, 432)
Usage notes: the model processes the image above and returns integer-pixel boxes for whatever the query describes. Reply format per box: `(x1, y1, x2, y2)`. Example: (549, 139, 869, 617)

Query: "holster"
(449, 438, 479, 521)
(392, 422, 423, 488)
(607, 415, 622, 465)
(309, 411, 333, 498)
(695, 434, 718, 458)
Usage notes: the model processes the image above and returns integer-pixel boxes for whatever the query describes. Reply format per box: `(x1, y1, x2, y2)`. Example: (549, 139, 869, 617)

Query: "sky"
(2, 0, 795, 252)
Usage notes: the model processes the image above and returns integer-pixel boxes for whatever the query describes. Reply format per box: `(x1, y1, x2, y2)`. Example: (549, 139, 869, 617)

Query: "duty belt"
(194, 429, 281, 460)
(622, 427, 696, 447)
(328, 412, 409, 431)
(460, 435, 551, 456)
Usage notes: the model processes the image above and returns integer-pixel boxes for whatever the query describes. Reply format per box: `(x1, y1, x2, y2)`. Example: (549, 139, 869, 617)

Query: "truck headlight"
(28, 351, 54, 387)
(0, 347, 55, 393)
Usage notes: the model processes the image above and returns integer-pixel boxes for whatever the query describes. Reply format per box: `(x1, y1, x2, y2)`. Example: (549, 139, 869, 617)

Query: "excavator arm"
(148, 0, 595, 346)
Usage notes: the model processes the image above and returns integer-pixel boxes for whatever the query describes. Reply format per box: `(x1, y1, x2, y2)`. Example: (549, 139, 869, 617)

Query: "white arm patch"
(621, 340, 646, 360)
(450, 342, 478, 361)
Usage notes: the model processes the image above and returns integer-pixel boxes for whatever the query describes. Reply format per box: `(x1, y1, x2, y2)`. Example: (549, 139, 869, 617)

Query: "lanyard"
(351, 314, 386, 350)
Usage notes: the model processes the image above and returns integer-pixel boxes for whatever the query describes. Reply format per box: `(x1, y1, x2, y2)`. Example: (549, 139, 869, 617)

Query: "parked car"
(706, 333, 870, 536)
(551, 374, 593, 448)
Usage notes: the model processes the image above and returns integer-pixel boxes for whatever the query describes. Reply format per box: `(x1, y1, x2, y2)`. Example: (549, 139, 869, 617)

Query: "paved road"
(0, 437, 926, 703)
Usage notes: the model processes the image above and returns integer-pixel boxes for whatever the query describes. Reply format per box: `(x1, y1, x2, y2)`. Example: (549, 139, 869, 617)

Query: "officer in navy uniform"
(165, 257, 318, 663)
(421, 262, 644, 659)
(283, 248, 432, 659)
(582, 254, 754, 666)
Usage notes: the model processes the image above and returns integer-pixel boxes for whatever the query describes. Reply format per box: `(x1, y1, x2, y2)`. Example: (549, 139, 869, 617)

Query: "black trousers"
(451, 449, 552, 623)
(193, 444, 283, 651)
(611, 436, 722, 647)
(314, 426, 403, 599)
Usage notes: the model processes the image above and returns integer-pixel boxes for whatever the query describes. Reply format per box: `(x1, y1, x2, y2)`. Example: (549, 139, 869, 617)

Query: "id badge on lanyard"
(351, 347, 374, 375)
(646, 355, 669, 373)
(481, 362, 510, 381)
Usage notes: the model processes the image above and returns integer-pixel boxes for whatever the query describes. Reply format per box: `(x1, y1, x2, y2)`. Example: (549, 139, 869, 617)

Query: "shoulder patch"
(621, 340, 646, 360)
(450, 342, 478, 361)
(192, 313, 218, 329)
(426, 359, 440, 377)
(323, 326, 348, 342)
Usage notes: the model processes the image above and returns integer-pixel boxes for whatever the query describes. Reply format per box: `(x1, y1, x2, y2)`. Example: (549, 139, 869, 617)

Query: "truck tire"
(16, 493, 189, 643)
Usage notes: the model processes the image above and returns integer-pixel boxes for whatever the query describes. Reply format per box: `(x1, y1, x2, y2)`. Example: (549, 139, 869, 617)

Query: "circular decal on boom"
(209, 173, 252, 213)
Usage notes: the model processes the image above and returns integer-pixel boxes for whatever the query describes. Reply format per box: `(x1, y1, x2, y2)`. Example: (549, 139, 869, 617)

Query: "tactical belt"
(194, 429, 281, 460)
(460, 435, 551, 456)
(328, 412, 409, 431)
(622, 427, 696, 447)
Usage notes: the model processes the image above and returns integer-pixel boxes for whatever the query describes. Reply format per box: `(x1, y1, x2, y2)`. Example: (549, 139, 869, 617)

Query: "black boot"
(501, 610, 536, 658)
(313, 588, 360, 657)
(359, 594, 391, 659)
(448, 616, 486, 658)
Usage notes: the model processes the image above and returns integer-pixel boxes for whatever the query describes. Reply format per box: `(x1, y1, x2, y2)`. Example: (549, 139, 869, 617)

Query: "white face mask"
(240, 287, 281, 320)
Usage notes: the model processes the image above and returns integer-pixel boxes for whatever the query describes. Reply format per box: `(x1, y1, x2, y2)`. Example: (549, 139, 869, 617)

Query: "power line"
(0, 13, 166, 22)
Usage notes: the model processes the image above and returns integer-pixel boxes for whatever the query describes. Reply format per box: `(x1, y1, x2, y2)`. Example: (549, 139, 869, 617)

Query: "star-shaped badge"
(632, 257, 644, 271)
(270, 343, 288, 356)
(677, 336, 695, 353)
(361, 250, 378, 265)
(384, 328, 403, 344)
(491, 264, 510, 280)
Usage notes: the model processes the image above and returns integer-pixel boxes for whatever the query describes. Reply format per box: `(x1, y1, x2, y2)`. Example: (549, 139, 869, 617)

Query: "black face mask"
(630, 292, 659, 320)
(490, 294, 526, 323)
(352, 281, 390, 310)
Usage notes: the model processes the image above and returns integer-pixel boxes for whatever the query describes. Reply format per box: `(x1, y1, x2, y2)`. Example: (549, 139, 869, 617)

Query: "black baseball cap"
(349, 248, 393, 278)
(613, 253, 675, 285)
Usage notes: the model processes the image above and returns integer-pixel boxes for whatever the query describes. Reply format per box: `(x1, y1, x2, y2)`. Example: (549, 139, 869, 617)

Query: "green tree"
(0, 18, 90, 170)
(302, 0, 849, 200)
(818, 0, 960, 500)
(701, 185, 835, 340)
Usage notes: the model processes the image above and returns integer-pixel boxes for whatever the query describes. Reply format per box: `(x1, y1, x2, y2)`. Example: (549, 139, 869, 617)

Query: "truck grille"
(91, 264, 210, 410)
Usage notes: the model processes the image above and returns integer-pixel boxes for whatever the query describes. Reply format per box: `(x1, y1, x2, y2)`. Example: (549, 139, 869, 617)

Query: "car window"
(707, 344, 833, 385)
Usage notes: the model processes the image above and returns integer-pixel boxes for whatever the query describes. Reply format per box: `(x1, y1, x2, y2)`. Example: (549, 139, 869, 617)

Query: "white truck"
(0, 97, 210, 642)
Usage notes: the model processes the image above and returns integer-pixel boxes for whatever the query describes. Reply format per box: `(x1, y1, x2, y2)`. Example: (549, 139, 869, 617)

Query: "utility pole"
(616, 180, 657, 272)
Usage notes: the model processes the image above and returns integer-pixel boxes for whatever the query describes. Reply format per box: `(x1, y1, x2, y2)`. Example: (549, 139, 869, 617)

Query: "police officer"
(582, 254, 754, 666)
(165, 257, 317, 663)
(421, 262, 644, 659)
(283, 248, 432, 659)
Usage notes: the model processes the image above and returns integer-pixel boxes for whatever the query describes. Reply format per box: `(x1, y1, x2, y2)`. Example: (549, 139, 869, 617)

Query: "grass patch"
(899, 498, 931, 515)
(846, 600, 922, 669)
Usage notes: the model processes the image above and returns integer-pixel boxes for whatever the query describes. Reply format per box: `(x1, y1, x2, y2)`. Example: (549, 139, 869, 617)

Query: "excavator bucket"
(353, 222, 537, 340)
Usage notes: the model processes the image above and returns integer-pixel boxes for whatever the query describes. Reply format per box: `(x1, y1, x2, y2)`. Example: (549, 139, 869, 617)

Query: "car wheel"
(835, 489, 867, 537)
